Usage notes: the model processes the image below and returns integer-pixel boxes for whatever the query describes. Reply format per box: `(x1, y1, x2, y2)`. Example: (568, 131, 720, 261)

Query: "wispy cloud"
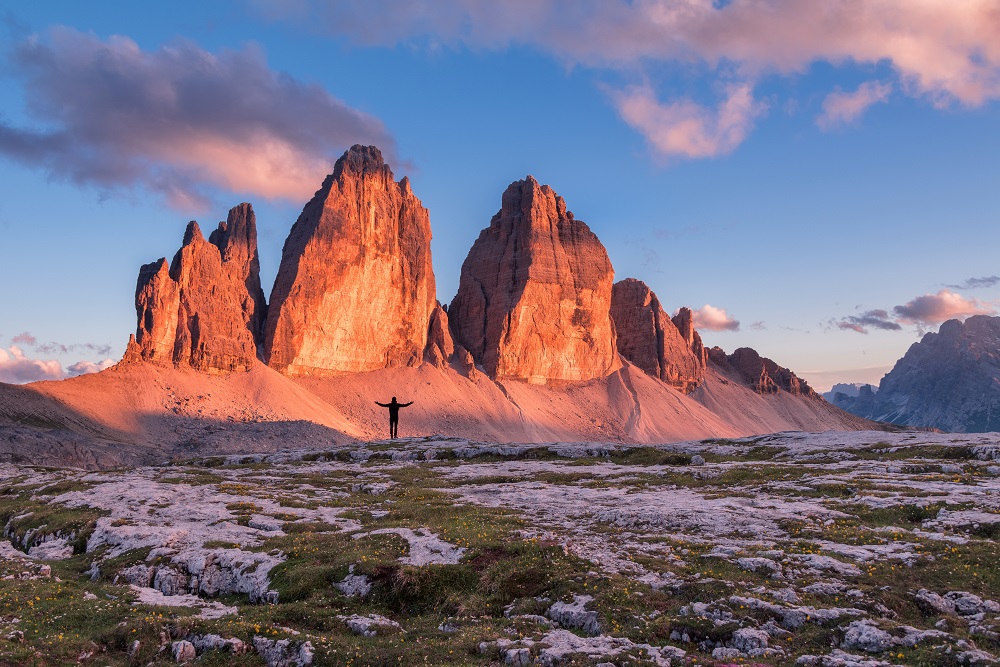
(10, 332, 36, 346)
(35, 341, 113, 357)
(817, 80, 892, 130)
(1, 27, 394, 210)
(945, 275, 1000, 290)
(893, 289, 995, 325)
(612, 83, 765, 159)
(835, 309, 902, 334)
(687, 304, 740, 331)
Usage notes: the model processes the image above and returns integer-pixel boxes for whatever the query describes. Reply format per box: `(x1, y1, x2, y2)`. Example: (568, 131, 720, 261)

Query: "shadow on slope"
(1, 355, 877, 469)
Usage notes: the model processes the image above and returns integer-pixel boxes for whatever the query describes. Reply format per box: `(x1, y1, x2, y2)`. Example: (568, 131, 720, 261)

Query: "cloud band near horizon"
(836, 290, 996, 334)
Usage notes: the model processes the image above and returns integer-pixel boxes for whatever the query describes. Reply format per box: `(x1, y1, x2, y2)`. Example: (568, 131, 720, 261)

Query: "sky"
(1, 1, 999, 391)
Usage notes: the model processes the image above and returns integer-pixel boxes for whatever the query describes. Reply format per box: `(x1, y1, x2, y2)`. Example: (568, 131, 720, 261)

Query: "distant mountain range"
(828, 315, 1000, 433)
(823, 383, 878, 417)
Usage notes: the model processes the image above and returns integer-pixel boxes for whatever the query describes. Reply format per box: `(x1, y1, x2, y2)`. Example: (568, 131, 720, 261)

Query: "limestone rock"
(133, 203, 266, 372)
(340, 613, 403, 637)
(252, 637, 314, 667)
(424, 303, 455, 367)
(671, 307, 709, 366)
(449, 176, 620, 383)
(172, 640, 196, 663)
(840, 620, 894, 654)
(264, 145, 436, 376)
(712, 347, 817, 397)
(454, 344, 477, 379)
(610, 279, 705, 393)
(547, 595, 601, 636)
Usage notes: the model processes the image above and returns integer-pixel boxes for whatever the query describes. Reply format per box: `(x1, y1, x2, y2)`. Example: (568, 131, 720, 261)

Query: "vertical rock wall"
(263, 145, 437, 376)
(449, 176, 620, 384)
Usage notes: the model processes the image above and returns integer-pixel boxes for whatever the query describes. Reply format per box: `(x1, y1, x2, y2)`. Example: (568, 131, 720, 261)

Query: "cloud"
(749, 321, 767, 331)
(893, 289, 995, 325)
(66, 359, 116, 377)
(687, 304, 740, 331)
(35, 342, 113, 357)
(0, 345, 116, 384)
(835, 309, 902, 334)
(612, 83, 765, 158)
(0, 346, 63, 383)
(817, 80, 892, 130)
(260, 1, 1000, 106)
(945, 275, 1000, 290)
(1, 27, 394, 209)
(10, 332, 36, 346)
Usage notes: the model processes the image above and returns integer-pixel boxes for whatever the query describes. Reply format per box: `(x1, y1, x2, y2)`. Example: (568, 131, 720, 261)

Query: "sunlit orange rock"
(449, 176, 620, 383)
(264, 145, 437, 376)
(133, 203, 266, 372)
(711, 346, 817, 397)
(611, 279, 705, 393)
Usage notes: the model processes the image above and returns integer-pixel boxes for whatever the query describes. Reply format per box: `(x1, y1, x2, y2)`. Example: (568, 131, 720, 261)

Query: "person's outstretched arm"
(400, 401, 413, 407)
(375, 401, 390, 407)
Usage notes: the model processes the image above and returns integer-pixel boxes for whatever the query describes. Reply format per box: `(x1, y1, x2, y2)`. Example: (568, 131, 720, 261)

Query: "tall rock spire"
(449, 176, 620, 384)
(263, 145, 437, 375)
(133, 203, 266, 372)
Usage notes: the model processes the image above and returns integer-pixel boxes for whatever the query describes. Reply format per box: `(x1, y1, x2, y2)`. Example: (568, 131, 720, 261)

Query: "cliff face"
(610, 279, 705, 393)
(449, 176, 620, 384)
(856, 316, 1000, 432)
(133, 203, 266, 372)
(263, 145, 437, 376)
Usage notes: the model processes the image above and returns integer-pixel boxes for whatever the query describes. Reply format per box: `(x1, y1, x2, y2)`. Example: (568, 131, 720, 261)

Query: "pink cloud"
(686, 304, 740, 331)
(1, 27, 394, 210)
(263, 1, 1000, 154)
(0, 346, 64, 384)
(613, 83, 765, 158)
(0, 346, 116, 384)
(66, 359, 116, 377)
(10, 332, 36, 346)
(893, 290, 995, 325)
(817, 81, 892, 130)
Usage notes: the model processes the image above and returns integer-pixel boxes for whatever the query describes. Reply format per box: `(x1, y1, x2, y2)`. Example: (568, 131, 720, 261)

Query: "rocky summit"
(610, 278, 706, 393)
(263, 145, 437, 376)
(132, 203, 266, 373)
(449, 176, 620, 384)
(846, 315, 1000, 432)
(709, 346, 817, 397)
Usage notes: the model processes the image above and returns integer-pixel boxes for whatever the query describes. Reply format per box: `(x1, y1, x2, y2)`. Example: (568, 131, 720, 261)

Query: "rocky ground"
(1, 430, 999, 666)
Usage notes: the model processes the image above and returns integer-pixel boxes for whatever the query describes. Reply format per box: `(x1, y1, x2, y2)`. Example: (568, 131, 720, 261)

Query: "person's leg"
(390, 417, 398, 438)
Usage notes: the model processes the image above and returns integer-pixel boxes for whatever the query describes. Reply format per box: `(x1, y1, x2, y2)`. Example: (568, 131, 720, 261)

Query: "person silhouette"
(375, 396, 413, 439)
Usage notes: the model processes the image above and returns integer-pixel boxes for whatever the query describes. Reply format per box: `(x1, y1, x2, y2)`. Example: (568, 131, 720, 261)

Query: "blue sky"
(2, 1, 999, 390)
